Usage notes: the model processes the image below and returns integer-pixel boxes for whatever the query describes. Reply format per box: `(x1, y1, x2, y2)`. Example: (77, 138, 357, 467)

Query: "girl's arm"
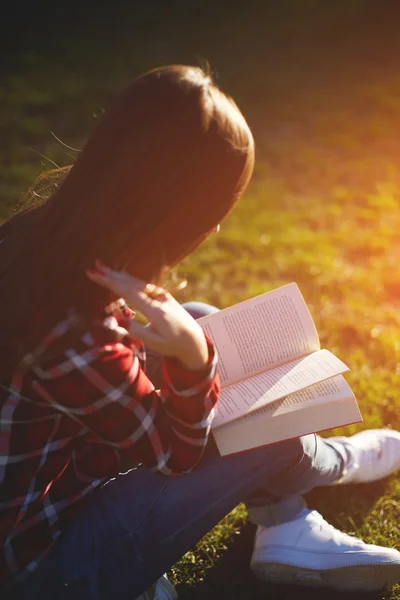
(29, 325, 219, 476)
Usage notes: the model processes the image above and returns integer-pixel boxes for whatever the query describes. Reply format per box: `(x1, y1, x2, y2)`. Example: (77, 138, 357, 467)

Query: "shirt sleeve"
(29, 324, 219, 476)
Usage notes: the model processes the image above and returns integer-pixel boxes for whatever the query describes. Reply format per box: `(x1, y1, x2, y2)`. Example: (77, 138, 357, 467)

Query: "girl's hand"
(86, 263, 209, 370)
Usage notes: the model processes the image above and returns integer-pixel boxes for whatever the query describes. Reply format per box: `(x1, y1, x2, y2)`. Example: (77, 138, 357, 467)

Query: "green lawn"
(172, 73, 400, 598)
(2, 4, 400, 598)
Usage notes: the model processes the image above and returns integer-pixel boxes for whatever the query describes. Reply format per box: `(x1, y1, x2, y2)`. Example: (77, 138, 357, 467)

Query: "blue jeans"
(11, 303, 347, 600)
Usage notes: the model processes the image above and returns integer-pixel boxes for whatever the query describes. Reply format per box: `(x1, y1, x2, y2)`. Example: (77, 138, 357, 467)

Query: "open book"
(197, 283, 362, 455)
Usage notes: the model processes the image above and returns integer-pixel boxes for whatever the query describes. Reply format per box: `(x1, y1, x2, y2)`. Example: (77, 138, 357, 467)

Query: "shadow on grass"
(305, 479, 397, 531)
(176, 483, 396, 600)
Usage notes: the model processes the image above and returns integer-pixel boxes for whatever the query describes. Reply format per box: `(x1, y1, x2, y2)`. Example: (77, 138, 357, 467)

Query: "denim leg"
(11, 434, 316, 600)
(12, 431, 346, 599)
(246, 434, 346, 526)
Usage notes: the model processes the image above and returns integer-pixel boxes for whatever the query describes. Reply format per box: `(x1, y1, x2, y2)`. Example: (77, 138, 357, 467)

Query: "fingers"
(85, 262, 195, 359)
(85, 262, 170, 316)
(94, 261, 147, 288)
(86, 262, 144, 293)
(94, 263, 167, 300)
(143, 283, 169, 300)
(87, 263, 163, 297)
(87, 273, 153, 312)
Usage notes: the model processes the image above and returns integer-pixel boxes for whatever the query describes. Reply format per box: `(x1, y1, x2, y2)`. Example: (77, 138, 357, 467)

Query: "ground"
(2, 3, 400, 598)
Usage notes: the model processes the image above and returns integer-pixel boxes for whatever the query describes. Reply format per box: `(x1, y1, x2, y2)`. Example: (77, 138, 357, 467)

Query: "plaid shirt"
(0, 301, 219, 591)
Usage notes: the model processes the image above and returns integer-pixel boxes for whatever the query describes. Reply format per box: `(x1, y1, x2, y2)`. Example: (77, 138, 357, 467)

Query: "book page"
(236, 376, 353, 422)
(197, 283, 320, 387)
(212, 350, 349, 427)
(212, 376, 362, 456)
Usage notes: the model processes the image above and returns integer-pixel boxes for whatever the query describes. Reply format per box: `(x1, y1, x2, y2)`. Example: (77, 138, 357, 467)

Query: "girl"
(2, 65, 400, 600)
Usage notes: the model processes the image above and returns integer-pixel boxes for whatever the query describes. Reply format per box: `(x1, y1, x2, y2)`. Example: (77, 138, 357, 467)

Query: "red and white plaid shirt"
(0, 301, 219, 591)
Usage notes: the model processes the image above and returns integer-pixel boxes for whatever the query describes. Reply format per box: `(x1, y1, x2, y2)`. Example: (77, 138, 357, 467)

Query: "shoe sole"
(251, 561, 400, 592)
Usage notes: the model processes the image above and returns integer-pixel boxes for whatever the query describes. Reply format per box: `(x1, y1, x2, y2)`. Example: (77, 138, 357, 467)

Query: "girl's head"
(55, 64, 254, 281)
(0, 65, 254, 361)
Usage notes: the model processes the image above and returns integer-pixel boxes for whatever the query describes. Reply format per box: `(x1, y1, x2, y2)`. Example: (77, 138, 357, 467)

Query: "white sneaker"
(251, 509, 400, 592)
(328, 428, 400, 484)
(136, 575, 178, 600)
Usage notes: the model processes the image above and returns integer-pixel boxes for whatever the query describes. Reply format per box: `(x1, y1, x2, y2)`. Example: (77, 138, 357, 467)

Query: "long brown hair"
(0, 65, 254, 374)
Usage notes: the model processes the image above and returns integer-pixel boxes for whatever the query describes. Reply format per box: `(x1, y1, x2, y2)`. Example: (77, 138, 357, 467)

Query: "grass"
(3, 3, 400, 598)
(172, 78, 400, 598)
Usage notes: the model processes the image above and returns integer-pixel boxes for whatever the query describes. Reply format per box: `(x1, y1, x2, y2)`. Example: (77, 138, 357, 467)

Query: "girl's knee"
(272, 435, 316, 477)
